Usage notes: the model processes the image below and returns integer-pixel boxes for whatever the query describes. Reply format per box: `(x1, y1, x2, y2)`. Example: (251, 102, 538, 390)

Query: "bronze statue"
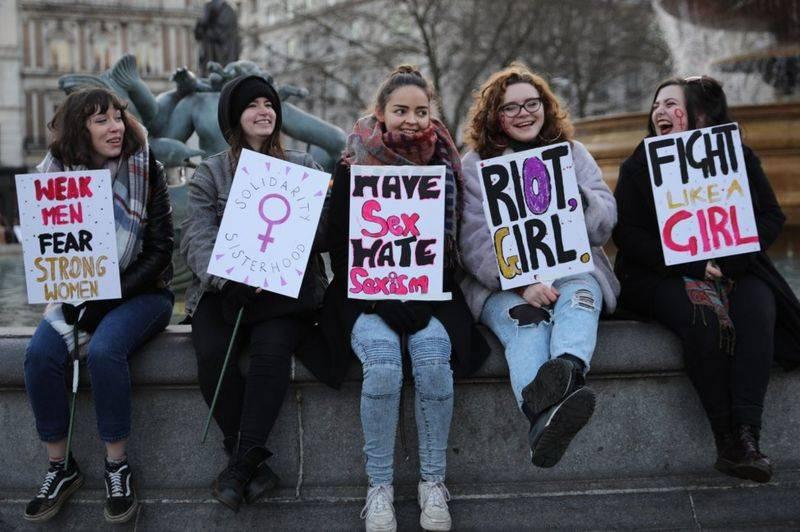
(194, 0, 241, 76)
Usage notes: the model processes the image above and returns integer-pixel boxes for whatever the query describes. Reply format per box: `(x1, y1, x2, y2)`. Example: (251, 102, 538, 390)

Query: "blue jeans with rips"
(351, 313, 453, 486)
(480, 273, 602, 410)
(24, 290, 173, 442)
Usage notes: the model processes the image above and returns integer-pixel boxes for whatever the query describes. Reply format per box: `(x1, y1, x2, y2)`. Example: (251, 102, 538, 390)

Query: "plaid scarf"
(343, 115, 463, 267)
(37, 144, 150, 352)
(684, 277, 736, 355)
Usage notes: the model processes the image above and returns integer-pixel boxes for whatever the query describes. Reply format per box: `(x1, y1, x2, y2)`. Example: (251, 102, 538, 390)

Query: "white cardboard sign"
(16, 169, 121, 304)
(207, 149, 329, 298)
(477, 142, 594, 289)
(644, 123, 760, 265)
(347, 165, 450, 301)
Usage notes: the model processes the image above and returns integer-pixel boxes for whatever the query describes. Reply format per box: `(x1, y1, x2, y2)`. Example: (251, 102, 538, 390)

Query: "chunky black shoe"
(529, 387, 596, 468)
(522, 357, 585, 418)
(244, 460, 280, 504)
(103, 459, 138, 523)
(213, 446, 269, 512)
(715, 425, 773, 483)
(24, 457, 84, 522)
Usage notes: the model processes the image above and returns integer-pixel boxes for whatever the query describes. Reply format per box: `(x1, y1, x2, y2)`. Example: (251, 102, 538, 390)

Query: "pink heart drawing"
(296, 269, 303, 276)
(285, 166, 291, 175)
(226, 266, 234, 275)
(265, 161, 271, 171)
(301, 172, 309, 181)
(314, 190, 323, 197)
(215, 254, 224, 260)
(263, 278, 269, 288)
(241, 166, 249, 174)
(280, 276, 287, 286)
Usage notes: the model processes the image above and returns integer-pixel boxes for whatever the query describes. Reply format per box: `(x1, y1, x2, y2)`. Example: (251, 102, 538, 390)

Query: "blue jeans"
(480, 273, 602, 409)
(351, 313, 453, 486)
(24, 291, 173, 442)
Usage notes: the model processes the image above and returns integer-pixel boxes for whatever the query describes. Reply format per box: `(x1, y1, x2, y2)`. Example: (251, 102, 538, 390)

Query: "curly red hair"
(464, 62, 573, 158)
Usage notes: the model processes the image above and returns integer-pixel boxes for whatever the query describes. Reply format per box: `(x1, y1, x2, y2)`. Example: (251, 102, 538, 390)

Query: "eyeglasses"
(499, 98, 542, 117)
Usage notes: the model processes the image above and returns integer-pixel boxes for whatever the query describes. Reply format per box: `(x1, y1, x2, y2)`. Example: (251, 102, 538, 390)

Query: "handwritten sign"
(16, 170, 121, 304)
(207, 149, 329, 298)
(645, 123, 760, 265)
(477, 143, 594, 289)
(348, 165, 450, 301)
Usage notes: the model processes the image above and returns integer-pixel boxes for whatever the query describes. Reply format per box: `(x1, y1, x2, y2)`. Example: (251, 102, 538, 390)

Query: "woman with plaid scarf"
(23, 88, 174, 524)
(322, 66, 489, 532)
(614, 76, 800, 484)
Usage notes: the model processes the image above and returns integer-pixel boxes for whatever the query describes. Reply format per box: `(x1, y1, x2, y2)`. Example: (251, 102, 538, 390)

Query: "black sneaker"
(213, 446, 269, 512)
(522, 357, 582, 417)
(24, 457, 84, 522)
(103, 459, 138, 523)
(529, 387, 596, 468)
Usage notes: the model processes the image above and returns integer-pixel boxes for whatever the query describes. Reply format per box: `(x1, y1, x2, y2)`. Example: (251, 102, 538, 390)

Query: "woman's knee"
(361, 357, 403, 398)
(86, 336, 129, 368)
(25, 322, 67, 373)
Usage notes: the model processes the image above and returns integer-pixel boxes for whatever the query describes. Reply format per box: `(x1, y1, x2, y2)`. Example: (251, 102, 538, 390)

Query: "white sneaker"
(360, 484, 397, 532)
(418, 480, 452, 531)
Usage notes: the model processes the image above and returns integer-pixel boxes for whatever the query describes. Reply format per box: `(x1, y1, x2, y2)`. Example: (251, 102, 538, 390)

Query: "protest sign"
(207, 149, 329, 298)
(645, 123, 760, 265)
(478, 142, 594, 290)
(348, 165, 450, 301)
(16, 169, 121, 304)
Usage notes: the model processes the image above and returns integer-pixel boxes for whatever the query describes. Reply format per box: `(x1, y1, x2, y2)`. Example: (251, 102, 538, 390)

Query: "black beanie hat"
(217, 75, 282, 145)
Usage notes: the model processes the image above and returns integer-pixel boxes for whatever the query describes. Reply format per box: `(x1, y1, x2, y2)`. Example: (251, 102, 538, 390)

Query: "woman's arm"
(119, 157, 174, 296)
(179, 159, 227, 291)
(572, 141, 616, 247)
(459, 151, 502, 290)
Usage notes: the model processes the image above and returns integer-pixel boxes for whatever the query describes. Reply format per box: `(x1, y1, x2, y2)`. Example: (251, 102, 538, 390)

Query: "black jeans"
(191, 292, 309, 455)
(652, 274, 776, 433)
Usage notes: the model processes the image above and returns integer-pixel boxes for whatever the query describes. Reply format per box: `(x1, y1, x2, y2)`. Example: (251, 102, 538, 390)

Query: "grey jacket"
(180, 149, 326, 315)
(459, 140, 620, 319)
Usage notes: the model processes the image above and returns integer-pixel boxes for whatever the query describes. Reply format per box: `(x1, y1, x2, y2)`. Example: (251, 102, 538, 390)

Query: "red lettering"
(34, 179, 54, 201)
(662, 209, 698, 255)
(40, 202, 83, 225)
(731, 205, 760, 246)
(707, 205, 733, 249)
(33, 176, 93, 202)
(399, 213, 420, 237)
(361, 199, 388, 238)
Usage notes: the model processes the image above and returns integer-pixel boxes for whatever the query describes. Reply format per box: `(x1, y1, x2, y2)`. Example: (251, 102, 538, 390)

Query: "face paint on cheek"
(674, 109, 686, 131)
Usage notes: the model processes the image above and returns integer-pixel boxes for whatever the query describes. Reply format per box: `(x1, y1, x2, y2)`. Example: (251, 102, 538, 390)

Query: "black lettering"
(540, 145, 569, 209)
(481, 164, 518, 225)
(647, 138, 676, 187)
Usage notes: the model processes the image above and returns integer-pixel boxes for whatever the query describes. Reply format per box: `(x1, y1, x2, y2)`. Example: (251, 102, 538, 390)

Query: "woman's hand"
(520, 283, 560, 308)
(705, 261, 723, 280)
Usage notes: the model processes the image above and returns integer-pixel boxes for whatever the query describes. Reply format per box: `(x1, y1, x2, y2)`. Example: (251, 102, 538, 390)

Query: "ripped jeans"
(480, 273, 602, 410)
(351, 313, 454, 486)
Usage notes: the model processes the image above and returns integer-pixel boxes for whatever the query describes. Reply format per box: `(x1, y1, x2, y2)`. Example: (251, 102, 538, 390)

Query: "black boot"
(714, 425, 772, 483)
(528, 387, 596, 468)
(213, 447, 269, 512)
(522, 355, 587, 418)
(244, 459, 281, 504)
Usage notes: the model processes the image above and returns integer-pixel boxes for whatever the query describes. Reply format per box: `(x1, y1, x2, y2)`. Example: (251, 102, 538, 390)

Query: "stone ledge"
(0, 320, 683, 387)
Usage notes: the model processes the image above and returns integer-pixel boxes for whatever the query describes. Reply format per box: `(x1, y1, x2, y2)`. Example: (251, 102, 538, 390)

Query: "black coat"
(613, 140, 800, 369)
(311, 161, 490, 387)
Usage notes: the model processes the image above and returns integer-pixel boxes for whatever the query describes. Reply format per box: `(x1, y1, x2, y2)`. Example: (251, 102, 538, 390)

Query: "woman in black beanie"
(180, 75, 329, 511)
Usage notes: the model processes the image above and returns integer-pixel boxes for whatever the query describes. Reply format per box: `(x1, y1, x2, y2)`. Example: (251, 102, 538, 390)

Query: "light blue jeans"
(480, 273, 602, 410)
(351, 313, 453, 486)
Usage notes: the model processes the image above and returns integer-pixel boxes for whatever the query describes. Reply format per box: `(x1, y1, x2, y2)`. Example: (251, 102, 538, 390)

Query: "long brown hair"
(464, 62, 573, 158)
(227, 127, 285, 173)
(48, 88, 143, 168)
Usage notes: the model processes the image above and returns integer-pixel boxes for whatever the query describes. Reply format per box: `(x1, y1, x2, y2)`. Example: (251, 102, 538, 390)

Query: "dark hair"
(646, 77, 698, 137)
(464, 62, 573, 158)
(685, 75, 733, 128)
(373, 65, 437, 115)
(227, 119, 285, 172)
(48, 88, 143, 168)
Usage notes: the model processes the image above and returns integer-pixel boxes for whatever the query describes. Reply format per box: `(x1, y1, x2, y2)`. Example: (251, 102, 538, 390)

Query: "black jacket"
(120, 152, 174, 298)
(613, 140, 800, 369)
(312, 161, 490, 387)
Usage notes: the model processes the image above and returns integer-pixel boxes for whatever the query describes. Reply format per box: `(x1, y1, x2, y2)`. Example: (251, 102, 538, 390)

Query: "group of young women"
(22, 61, 798, 530)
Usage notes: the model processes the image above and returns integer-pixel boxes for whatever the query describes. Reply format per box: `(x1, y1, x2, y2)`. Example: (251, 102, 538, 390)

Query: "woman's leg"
(191, 292, 248, 452)
(651, 277, 730, 434)
(236, 317, 308, 453)
(24, 320, 71, 448)
(480, 290, 551, 410)
(549, 273, 603, 370)
(727, 274, 776, 429)
(351, 313, 403, 487)
(407, 317, 453, 483)
(86, 291, 172, 444)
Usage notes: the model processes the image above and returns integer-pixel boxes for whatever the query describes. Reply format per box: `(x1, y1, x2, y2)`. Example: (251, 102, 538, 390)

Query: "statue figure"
(194, 0, 241, 76)
(58, 55, 347, 171)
